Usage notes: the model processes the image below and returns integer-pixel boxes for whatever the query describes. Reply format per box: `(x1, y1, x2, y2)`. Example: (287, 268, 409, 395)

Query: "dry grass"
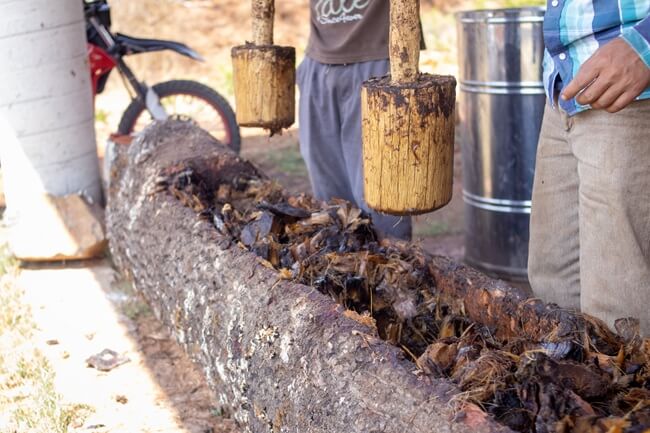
(0, 244, 92, 433)
(105, 0, 309, 100)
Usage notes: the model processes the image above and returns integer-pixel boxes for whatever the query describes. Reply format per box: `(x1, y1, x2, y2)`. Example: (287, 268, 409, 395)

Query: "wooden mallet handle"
(252, 0, 274, 45)
(390, 0, 420, 84)
(362, 0, 455, 214)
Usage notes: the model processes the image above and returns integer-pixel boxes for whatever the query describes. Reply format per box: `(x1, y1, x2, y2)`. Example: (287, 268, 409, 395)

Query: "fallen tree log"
(107, 121, 513, 433)
(107, 121, 648, 433)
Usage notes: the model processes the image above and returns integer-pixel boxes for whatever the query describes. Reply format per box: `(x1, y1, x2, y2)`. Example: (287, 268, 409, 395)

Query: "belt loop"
(557, 108, 570, 132)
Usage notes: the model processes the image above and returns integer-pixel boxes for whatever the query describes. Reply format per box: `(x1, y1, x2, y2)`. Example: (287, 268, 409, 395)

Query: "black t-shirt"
(306, 0, 391, 64)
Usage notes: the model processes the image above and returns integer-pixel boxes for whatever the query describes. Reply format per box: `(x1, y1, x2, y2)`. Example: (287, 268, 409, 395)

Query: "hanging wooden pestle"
(361, 0, 456, 215)
(231, 0, 295, 135)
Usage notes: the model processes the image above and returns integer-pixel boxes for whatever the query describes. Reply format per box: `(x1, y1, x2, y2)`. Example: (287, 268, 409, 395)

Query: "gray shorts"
(297, 56, 412, 240)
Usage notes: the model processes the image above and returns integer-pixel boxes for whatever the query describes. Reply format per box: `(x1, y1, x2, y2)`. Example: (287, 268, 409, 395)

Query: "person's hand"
(561, 38, 650, 113)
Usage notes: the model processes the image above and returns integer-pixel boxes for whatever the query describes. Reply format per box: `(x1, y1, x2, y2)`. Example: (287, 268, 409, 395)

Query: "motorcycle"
(85, 0, 240, 152)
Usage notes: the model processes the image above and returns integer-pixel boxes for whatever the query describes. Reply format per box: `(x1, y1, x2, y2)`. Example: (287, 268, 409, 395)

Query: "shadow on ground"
(16, 259, 237, 433)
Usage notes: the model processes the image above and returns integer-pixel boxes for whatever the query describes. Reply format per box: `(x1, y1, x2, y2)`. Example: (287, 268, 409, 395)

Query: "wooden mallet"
(231, 0, 295, 135)
(362, 0, 456, 215)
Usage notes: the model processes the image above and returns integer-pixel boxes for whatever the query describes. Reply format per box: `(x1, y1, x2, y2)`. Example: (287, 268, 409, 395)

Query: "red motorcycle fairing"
(88, 43, 117, 96)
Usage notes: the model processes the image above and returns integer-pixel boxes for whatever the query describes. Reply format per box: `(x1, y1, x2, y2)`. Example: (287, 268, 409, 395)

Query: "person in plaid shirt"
(529, 0, 650, 334)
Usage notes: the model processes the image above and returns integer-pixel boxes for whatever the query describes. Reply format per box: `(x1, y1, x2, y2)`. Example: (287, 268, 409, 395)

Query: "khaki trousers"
(528, 100, 650, 336)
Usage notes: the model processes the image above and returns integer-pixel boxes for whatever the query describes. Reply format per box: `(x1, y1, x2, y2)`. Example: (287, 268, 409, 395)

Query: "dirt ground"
(0, 256, 238, 433)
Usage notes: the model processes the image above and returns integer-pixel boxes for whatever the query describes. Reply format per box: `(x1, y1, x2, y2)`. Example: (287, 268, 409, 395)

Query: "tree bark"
(107, 120, 515, 433)
(252, 0, 274, 45)
(389, 0, 420, 84)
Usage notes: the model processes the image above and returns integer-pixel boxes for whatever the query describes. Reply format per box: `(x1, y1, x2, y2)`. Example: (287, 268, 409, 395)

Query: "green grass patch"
(212, 63, 235, 103)
(414, 220, 453, 237)
(95, 108, 110, 125)
(111, 278, 153, 321)
(0, 244, 16, 278)
(7, 352, 93, 433)
(267, 146, 308, 177)
(0, 243, 93, 433)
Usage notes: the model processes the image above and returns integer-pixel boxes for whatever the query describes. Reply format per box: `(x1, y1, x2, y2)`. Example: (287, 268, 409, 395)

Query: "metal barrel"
(456, 7, 546, 281)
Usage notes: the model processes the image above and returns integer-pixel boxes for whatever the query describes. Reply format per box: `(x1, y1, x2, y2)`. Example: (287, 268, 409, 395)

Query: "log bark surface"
(231, 45, 295, 134)
(361, 75, 456, 215)
(252, 0, 274, 45)
(389, 0, 420, 83)
(107, 120, 514, 433)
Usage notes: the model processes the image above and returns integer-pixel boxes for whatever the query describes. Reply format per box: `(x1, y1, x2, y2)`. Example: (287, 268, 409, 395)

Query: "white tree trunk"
(0, 0, 104, 260)
(0, 0, 101, 207)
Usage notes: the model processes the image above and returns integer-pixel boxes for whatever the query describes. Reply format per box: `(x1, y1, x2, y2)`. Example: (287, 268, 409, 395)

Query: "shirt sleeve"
(620, 15, 650, 68)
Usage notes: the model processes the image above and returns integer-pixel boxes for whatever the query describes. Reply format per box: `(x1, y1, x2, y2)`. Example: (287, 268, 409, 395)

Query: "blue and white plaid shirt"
(543, 0, 650, 114)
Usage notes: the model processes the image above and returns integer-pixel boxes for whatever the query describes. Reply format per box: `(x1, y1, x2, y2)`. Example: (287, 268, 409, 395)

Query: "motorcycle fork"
(116, 59, 168, 121)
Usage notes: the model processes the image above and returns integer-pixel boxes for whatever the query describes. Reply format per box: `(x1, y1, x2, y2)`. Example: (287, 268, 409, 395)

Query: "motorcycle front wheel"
(117, 80, 241, 153)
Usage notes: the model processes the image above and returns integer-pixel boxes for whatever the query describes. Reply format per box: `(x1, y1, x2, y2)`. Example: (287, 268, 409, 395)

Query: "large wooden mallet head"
(362, 0, 456, 215)
(231, 0, 295, 135)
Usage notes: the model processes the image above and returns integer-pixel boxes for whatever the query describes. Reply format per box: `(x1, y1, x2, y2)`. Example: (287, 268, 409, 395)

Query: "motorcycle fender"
(114, 33, 205, 62)
(145, 87, 169, 121)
